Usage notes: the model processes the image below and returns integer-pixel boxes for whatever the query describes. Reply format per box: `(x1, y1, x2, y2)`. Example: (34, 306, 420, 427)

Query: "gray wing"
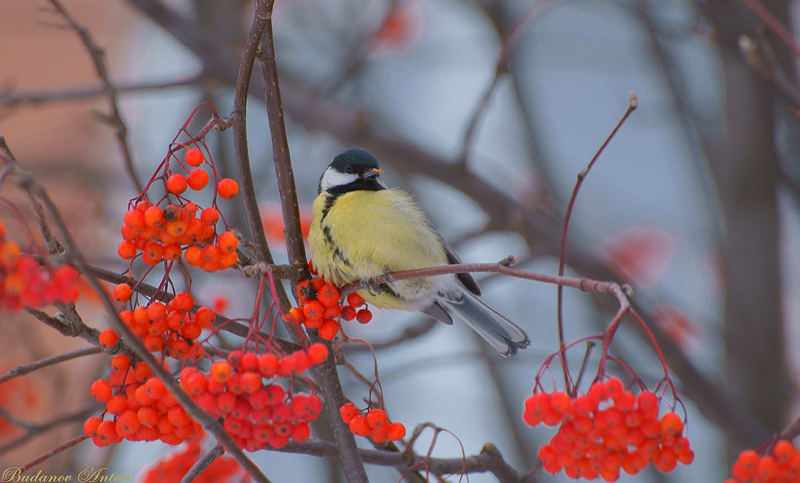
(433, 230, 481, 296)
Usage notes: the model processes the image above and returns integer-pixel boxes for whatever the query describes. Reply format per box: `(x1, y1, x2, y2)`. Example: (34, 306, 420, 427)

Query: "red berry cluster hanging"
(284, 278, 373, 341)
(85, 341, 330, 450)
(185, 346, 328, 451)
(86, 361, 203, 447)
(724, 440, 800, 483)
(527, 378, 694, 482)
(339, 402, 406, 444)
(117, 146, 240, 272)
(112, 291, 213, 359)
(140, 440, 250, 483)
(0, 222, 80, 311)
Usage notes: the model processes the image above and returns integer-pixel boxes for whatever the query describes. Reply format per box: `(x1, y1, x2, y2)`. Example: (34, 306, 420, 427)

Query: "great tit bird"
(308, 149, 531, 357)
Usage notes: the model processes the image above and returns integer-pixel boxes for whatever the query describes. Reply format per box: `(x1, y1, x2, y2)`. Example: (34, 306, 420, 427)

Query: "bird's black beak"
(361, 168, 384, 180)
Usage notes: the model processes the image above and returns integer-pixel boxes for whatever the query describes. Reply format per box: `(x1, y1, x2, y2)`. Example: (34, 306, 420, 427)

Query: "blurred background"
(1, 0, 799, 481)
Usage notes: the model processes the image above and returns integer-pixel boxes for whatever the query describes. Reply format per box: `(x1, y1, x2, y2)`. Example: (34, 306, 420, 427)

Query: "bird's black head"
(319, 149, 388, 195)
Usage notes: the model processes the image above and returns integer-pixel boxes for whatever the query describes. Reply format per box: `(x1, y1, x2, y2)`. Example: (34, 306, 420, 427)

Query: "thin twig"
(180, 445, 225, 483)
(0, 347, 103, 385)
(555, 93, 638, 392)
(14, 434, 89, 475)
(46, 0, 142, 193)
(0, 405, 100, 455)
(0, 75, 202, 108)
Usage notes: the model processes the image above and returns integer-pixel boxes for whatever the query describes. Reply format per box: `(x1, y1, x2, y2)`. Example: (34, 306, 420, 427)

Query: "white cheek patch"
(320, 168, 358, 191)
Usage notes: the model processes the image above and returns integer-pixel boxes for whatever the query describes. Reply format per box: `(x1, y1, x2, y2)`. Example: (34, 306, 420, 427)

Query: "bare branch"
(0, 347, 103, 385)
(45, 0, 142, 193)
(180, 445, 225, 483)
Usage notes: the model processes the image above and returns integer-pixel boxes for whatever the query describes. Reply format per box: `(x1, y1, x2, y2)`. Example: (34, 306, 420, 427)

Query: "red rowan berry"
(773, 439, 794, 463)
(303, 316, 323, 330)
(144, 377, 166, 400)
(144, 206, 166, 228)
(218, 178, 239, 199)
(615, 391, 636, 413)
(98, 329, 119, 348)
(240, 352, 259, 372)
(200, 207, 219, 225)
(387, 421, 406, 440)
(184, 245, 202, 266)
(110, 354, 131, 372)
(118, 241, 137, 260)
(167, 174, 188, 194)
(194, 306, 215, 328)
(258, 353, 280, 378)
(292, 351, 311, 373)
(133, 362, 152, 381)
(187, 169, 209, 191)
(217, 392, 237, 414)
(340, 403, 359, 424)
(181, 322, 202, 340)
(307, 343, 329, 364)
(277, 356, 296, 377)
(185, 148, 204, 167)
(112, 283, 133, 302)
(218, 231, 238, 253)
(346, 292, 365, 307)
(84, 417, 103, 438)
(117, 409, 141, 436)
(241, 371, 262, 394)
(366, 409, 388, 428)
(124, 210, 146, 230)
(349, 415, 370, 436)
(341, 305, 356, 321)
(323, 304, 341, 319)
(106, 395, 128, 415)
(167, 406, 191, 427)
(291, 421, 311, 443)
(211, 361, 232, 383)
(137, 406, 159, 428)
(660, 412, 683, 436)
(550, 391, 571, 413)
(318, 319, 339, 340)
(228, 349, 244, 371)
(90, 379, 112, 402)
(142, 242, 165, 265)
(303, 300, 324, 320)
(756, 455, 779, 481)
(356, 309, 373, 324)
(317, 285, 340, 307)
(266, 384, 286, 404)
(604, 378, 624, 400)
(574, 394, 597, 417)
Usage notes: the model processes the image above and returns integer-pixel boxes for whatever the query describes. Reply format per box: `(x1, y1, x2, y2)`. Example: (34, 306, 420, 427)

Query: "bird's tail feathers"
(437, 288, 531, 358)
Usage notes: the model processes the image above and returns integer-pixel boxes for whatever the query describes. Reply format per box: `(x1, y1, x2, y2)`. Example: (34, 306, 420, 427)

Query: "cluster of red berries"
(724, 440, 800, 483)
(117, 148, 240, 272)
(85, 359, 203, 447)
(166, 148, 239, 200)
(117, 200, 238, 272)
(85, 342, 329, 449)
(283, 277, 373, 341)
(108, 291, 214, 360)
(0, 222, 80, 312)
(526, 378, 694, 481)
(141, 440, 250, 483)
(185, 346, 329, 451)
(339, 403, 406, 444)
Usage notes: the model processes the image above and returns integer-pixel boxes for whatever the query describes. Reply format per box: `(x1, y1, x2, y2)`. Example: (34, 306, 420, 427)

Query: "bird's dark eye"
(344, 167, 354, 174)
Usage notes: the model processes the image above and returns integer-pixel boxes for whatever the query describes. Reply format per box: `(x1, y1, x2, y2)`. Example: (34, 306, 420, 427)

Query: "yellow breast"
(308, 189, 447, 309)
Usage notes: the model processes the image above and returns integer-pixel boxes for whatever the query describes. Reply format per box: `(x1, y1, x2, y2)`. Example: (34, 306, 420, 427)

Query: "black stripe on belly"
(322, 225, 352, 267)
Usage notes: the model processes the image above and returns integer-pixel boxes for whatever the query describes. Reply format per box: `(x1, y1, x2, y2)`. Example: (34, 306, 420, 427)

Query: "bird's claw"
(360, 278, 382, 296)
